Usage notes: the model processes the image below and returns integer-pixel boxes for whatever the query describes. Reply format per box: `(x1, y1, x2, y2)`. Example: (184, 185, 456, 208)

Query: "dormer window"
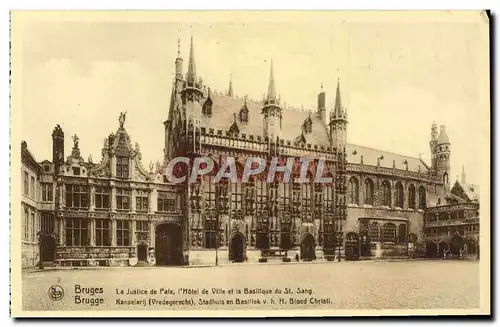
(303, 117, 312, 134)
(239, 99, 249, 123)
(72, 167, 81, 176)
(202, 93, 213, 116)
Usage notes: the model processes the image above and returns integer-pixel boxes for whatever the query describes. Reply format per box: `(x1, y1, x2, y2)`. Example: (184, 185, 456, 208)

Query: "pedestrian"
(295, 253, 299, 262)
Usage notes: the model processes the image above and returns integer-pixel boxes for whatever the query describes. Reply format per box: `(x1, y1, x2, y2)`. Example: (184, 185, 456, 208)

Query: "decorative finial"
(320, 82, 323, 91)
(119, 111, 127, 128)
(88, 154, 93, 163)
(177, 38, 181, 57)
(233, 112, 237, 122)
(71, 134, 79, 149)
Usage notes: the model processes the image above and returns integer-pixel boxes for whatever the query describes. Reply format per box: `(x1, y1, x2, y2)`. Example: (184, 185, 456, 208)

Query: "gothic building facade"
(20, 37, 479, 268)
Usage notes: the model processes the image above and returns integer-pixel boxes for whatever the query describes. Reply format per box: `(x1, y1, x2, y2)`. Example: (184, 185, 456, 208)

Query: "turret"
(429, 121, 438, 171)
(261, 60, 281, 141)
(175, 38, 183, 91)
(436, 124, 451, 192)
(52, 124, 64, 175)
(329, 79, 348, 149)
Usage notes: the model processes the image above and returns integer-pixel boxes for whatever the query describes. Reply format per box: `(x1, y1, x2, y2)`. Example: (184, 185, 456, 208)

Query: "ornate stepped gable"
(90, 114, 151, 182)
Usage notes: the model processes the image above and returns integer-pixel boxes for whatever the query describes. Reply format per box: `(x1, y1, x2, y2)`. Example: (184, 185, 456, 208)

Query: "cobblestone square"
(22, 260, 480, 312)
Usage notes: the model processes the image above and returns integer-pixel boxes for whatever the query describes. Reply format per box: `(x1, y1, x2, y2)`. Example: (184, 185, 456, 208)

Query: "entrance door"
(438, 241, 448, 258)
(426, 241, 438, 258)
(345, 232, 360, 261)
(450, 235, 464, 256)
(300, 234, 315, 261)
(229, 233, 245, 262)
(41, 235, 56, 262)
(137, 243, 148, 262)
(155, 223, 183, 266)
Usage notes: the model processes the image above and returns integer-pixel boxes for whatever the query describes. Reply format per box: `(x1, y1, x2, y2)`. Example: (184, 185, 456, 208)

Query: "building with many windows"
(21, 37, 479, 267)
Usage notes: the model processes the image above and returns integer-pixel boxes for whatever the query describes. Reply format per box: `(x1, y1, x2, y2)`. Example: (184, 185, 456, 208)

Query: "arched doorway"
(41, 235, 56, 262)
(300, 234, 316, 261)
(345, 232, 360, 261)
(450, 234, 464, 256)
(137, 243, 148, 262)
(426, 241, 437, 258)
(229, 233, 245, 263)
(155, 223, 183, 266)
(438, 241, 449, 258)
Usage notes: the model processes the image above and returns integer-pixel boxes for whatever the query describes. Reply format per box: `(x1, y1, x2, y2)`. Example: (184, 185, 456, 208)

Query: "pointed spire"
(227, 72, 234, 97)
(461, 165, 466, 184)
(177, 38, 181, 58)
(334, 78, 342, 117)
(186, 36, 197, 86)
(267, 60, 276, 102)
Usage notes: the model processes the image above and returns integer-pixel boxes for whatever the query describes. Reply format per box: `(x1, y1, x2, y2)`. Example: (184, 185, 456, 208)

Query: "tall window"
(381, 180, 391, 207)
(95, 187, 110, 209)
(95, 219, 110, 246)
(204, 176, 217, 249)
(116, 220, 130, 246)
(256, 179, 269, 249)
(395, 182, 404, 208)
(116, 156, 129, 179)
(23, 209, 29, 241)
(369, 222, 380, 242)
(136, 221, 148, 232)
(303, 176, 312, 215)
(41, 213, 54, 234)
(382, 223, 396, 243)
(408, 184, 416, 209)
(364, 178, 374, 205)
(41, 183, 53, 202)
(136, 190, 149, 212)
(65, 185, 89, 208)
(30, 176, 35, 199)
(398, 224, 407, 244)
(31, 212, 36, 241)
(23, 172, 29, 195)
(348, 177, 359, 205)
(323, 176, 334, 214)
(231, 182, 243, 210)
(157, 192, 176, 212)
(418, 186, 426, 210)
(116, 188, 130, 210)
(65, 218, 88, 246)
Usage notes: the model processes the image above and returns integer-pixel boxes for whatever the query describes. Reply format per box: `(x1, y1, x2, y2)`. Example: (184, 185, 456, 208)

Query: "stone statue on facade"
(119, 111, 127, 128)
(72, 134, 79, 149)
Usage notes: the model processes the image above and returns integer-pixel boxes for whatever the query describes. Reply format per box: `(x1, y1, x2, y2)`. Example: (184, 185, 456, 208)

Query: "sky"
(15, 11, 489, 185)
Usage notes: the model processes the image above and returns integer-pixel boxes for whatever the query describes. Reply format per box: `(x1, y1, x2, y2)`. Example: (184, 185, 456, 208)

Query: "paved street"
(21, 260, 479, 312)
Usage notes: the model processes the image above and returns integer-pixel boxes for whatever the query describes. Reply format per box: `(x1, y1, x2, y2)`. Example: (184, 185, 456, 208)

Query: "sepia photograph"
(10, 10, 490, 317)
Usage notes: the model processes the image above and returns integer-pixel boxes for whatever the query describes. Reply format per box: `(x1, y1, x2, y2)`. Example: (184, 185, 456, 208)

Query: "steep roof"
(197, 93, 330, 148)
(452, 180, 480, 202)
(437, 125, 450, 144)
(345, 143, 429, 174)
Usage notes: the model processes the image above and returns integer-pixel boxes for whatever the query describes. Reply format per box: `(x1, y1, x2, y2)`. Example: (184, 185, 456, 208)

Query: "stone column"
(111, 219, 117, 246)
(131, 218, 136, 247)
(149, 221, 155, 247)
(90, 219, 96, 246)
(110, 187, 116, 212)
(59, 217, 66, 246)
(110, 156, 117, 177)
(131, 189, 137, 213)
(89, 185, 96, 211)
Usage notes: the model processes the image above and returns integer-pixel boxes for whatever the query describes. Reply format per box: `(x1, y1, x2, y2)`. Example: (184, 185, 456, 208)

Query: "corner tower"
(436, 124, 451, 193)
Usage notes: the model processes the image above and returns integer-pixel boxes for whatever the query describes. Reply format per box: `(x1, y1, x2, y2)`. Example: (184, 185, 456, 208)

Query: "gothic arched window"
(202, 96, 213, 116)
(364, 178, 374, 205)
(418, 186, 426, 210)
(381, 180, 391, 207)
(395, 182, 404, 208)
(382, 223, 397, 243)
(348, 177, 359, 205)
(369, 222, 380, 242)
(408, 184, 416, 209)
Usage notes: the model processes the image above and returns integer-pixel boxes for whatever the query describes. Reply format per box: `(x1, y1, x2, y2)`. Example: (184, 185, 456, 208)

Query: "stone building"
(424, 167, 480, 259)
(21, 141, 42, 267)
(21, 37, 479, 267)
(161, 37, 465, 264)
